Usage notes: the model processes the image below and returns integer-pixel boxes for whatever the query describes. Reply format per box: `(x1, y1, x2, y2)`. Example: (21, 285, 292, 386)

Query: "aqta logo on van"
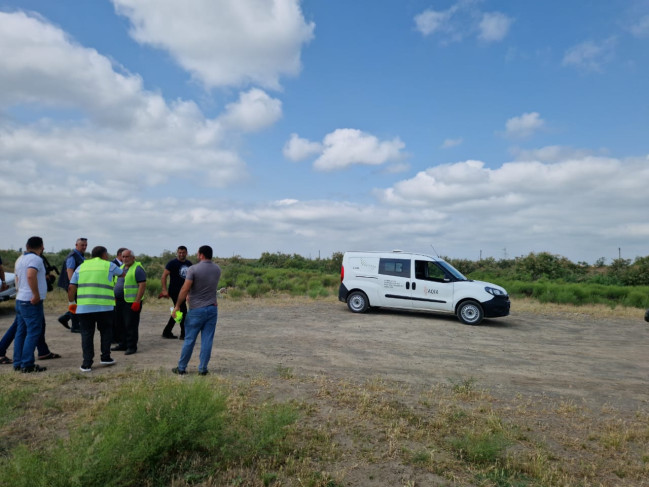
(424, 287, 439, 295)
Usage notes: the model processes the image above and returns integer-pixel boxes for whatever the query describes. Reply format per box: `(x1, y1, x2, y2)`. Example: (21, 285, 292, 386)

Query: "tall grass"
(0, 375, 298, 487)
(501, 280, 649, 309)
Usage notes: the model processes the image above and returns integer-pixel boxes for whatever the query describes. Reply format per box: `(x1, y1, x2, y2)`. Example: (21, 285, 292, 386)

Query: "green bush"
(0, 376, 298, 487)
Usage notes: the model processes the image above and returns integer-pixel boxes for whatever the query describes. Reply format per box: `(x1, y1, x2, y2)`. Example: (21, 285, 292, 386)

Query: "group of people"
(0, 238, 222, 375)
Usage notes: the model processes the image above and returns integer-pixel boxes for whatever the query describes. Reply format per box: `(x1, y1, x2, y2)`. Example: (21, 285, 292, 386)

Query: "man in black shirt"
(159, 246, 192, 339)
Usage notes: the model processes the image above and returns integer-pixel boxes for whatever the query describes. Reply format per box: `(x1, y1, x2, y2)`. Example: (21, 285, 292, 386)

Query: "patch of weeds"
(261, 471, 278, 485)
(276, 365, 294, 379)
(0, 378, 40, 428)
(403, 448, 433, 465)
(449, 430, 511, 465)
(228, 288, 245, 299)
(448, 376, 478, 395)
(477, 467, 532, 487)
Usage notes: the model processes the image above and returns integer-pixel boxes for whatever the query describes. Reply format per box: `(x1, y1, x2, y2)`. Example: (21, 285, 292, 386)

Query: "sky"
(1, 0, 648, 264)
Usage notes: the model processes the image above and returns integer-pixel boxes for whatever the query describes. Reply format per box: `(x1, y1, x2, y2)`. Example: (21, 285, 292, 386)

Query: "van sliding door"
(377, 257, 413, 309)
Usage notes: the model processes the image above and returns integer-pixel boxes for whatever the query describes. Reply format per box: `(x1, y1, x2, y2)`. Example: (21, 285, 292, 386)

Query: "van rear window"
(378, 258, 411, 278)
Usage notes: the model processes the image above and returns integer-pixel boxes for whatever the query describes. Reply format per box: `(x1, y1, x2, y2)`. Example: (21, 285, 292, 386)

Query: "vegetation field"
(1, 249, 648, 486)
(2, 249, 648, 309)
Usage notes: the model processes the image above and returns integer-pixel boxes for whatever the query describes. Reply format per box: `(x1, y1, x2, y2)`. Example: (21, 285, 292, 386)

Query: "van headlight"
(485, 286, 506, 296)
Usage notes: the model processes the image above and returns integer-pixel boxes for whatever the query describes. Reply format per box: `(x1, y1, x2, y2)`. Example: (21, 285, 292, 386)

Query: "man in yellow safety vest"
(111, 249, 146, 355)
(68, 246, 124, 372)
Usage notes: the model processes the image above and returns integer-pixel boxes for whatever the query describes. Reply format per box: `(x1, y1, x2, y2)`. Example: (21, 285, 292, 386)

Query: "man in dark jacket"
(57, 238, 87, 332)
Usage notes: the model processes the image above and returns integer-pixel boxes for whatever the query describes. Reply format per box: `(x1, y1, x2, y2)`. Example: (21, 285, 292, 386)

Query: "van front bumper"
(482, 295, 510, 318)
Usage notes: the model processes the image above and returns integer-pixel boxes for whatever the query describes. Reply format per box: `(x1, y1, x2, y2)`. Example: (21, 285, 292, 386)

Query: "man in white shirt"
(13, 236, 48, 373)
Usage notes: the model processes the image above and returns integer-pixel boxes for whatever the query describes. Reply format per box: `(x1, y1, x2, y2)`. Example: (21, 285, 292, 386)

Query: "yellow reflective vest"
(77, 258, 115, 307)
(121, 261, 145, 303)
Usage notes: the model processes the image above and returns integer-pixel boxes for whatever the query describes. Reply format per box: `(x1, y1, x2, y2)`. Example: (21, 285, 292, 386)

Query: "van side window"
(378, 258, 411, 278)
(415, 260, 448, 283)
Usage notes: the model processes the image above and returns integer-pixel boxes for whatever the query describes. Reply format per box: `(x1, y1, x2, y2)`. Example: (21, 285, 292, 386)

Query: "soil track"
(1, 299, 647, 411)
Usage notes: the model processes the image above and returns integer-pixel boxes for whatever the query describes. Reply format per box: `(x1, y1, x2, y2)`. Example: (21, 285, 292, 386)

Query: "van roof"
(344, 250, 443, 261)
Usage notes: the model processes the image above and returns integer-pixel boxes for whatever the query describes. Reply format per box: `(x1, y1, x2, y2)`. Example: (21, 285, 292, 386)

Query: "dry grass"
(2, 364, 648, 486)
(3, 293, 648, 486)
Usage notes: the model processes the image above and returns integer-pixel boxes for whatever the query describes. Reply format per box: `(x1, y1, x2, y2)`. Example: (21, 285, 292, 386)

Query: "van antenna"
(430, 244, 439, 257)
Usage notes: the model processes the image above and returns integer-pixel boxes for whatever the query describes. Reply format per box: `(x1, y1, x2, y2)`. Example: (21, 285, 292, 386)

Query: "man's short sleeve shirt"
(165, 258, 192, 296)
(16, 253, 47, 301)
(185, 260, 221, 309)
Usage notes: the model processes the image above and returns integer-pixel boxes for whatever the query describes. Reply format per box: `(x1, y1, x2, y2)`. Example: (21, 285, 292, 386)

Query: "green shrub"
(0, 376, 298, 487)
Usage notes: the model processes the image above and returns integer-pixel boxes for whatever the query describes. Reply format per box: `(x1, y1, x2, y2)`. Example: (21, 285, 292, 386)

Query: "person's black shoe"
(162, 333, 177, 339)
(58, 312, 71, 329)
(111, 345, 127, 351)
(198, 370, 209, 376)
(172, 367, 186, 375)
(70, 327, 81, 334)
(22, 364, 47, 373)
(179, 335, 185, 340)
(124, 349, 137, 355)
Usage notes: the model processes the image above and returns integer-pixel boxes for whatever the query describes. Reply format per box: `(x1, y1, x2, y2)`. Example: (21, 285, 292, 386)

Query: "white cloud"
(283, 133, 322, 162)
(441, 137, 463, 149)
(282, 129, 406, 171)
(414, 9, 452, 36)
(218, 88, 282, 133)
(3, 150, 649, 263)
(629, 15, 649, 37)
(112, 0, 315, 90)
(504, 112, 545, 139)
(478, 12, 513, 42)
(562, 37, 616, 72)
(371, 155, 649, 261)
(414, 3, 512, 44)
(0, 10, 286, 189)
(510, 145, 598, 163)
(0, 11, 143, 126)
(313, 129, 406, 171)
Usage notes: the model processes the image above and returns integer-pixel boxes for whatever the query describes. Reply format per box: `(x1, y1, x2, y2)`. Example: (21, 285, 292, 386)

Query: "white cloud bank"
(112, 0, 315, 90)
(0, 10, 291, 190)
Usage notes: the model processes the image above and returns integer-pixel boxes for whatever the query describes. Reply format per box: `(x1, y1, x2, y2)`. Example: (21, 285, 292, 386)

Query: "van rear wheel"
(347, 291, 369, 313)
(457, 300, 484, 325)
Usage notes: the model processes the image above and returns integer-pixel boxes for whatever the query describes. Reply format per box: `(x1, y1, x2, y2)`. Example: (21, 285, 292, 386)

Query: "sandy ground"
(1, 298, 648, 411)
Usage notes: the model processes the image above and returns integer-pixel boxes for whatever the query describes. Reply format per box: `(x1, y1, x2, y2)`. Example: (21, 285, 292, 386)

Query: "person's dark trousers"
(162, 293, 186, 338)
(70, 313, 81, 333)
(123, 303, 142, 352)
(79, 311, 114, 367)
(0, 316, 51, 357)
(113, 298, 127, 346)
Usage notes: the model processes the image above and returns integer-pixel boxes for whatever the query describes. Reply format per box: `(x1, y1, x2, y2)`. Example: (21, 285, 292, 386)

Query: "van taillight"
(341, 265, 344, 282)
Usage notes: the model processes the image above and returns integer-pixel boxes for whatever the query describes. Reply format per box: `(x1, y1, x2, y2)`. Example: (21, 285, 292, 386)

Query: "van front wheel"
(457, 300, 484, 325)
(347, 291, 369, 313)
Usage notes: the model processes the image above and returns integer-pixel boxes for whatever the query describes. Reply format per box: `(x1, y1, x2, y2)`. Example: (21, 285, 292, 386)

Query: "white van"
(0, 272, 17, 302)
(338, 250, 510, 325)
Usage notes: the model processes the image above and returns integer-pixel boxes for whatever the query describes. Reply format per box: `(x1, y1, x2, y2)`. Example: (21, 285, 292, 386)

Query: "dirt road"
(1, 299, 647, 411)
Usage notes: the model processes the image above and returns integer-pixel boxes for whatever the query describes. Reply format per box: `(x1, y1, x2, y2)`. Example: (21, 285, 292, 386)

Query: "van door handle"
(406, 282, 410, 290)
(412, 282, 416, 290)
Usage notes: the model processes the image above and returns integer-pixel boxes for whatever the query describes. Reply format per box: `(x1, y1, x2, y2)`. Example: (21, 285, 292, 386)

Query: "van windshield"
(438, 260, 468, 281)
